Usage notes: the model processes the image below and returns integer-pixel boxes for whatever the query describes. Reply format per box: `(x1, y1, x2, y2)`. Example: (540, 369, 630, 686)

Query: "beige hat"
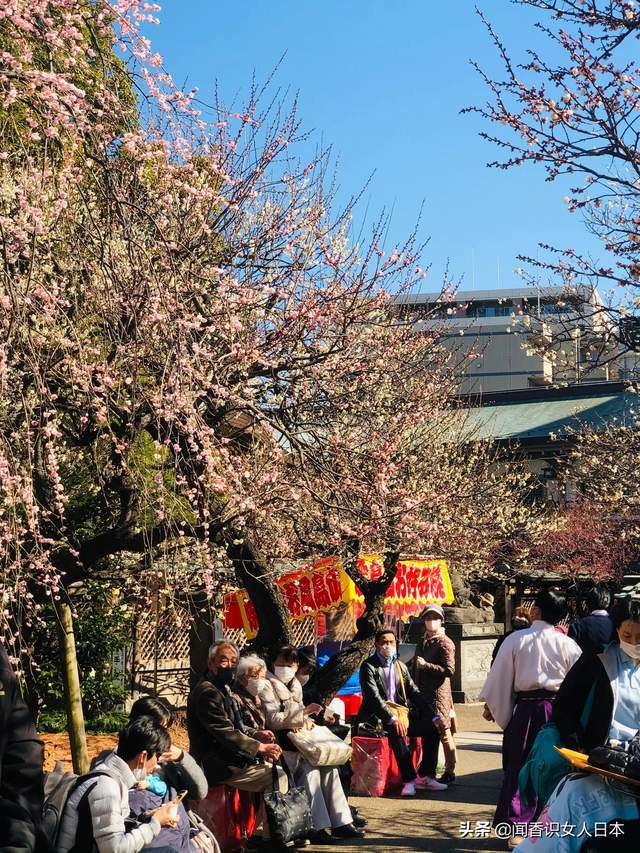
(480, 593, 495, 607)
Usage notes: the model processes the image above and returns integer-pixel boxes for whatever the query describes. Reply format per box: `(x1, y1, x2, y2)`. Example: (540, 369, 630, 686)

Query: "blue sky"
(146, 1, 602, 294)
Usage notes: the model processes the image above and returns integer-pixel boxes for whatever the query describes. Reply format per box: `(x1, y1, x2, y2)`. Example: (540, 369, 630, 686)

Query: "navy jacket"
(567, 613, 616, 655)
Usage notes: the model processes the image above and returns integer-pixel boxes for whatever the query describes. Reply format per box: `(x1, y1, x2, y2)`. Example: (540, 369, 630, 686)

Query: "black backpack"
(42, 761, 113, 852)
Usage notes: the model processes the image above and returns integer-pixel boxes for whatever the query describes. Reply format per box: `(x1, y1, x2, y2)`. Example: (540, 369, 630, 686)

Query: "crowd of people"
(1, 584, 639, 852)
(481, 584, 640, 850)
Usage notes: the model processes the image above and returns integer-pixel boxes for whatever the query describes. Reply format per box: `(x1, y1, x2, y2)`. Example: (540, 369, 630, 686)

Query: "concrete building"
(396, 285, 616, 394)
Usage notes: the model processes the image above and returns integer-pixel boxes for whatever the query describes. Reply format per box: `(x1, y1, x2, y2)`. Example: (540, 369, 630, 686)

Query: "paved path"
(313, 705, 507, 853)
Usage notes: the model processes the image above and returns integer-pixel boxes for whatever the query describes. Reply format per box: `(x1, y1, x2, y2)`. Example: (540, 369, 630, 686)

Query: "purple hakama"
(494, 689, 555, 826)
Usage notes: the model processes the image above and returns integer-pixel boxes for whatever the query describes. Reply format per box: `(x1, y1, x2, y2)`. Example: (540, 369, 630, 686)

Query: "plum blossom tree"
(467, 0, 640, 372)
(1, 1, 537, 704)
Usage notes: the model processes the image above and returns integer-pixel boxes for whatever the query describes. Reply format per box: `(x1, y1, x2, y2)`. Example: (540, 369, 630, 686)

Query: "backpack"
(42, 761, 112, 851)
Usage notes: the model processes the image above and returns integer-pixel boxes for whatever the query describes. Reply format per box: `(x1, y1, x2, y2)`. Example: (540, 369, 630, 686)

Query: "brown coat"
(410, 631, 455, 725)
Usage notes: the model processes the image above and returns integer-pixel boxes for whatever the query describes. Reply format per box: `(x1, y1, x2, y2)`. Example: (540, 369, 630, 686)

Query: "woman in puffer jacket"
(260, 645, 364, 846)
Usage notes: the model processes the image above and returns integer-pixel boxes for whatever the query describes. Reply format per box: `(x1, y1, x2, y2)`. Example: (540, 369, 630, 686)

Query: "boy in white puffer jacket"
(56, 717, 178, 853)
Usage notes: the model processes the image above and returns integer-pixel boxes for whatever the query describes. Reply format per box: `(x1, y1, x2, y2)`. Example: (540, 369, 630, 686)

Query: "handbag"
(263, 760, 312, 846)
(385, 662, 410, 728)
(287, 718, 353, 767)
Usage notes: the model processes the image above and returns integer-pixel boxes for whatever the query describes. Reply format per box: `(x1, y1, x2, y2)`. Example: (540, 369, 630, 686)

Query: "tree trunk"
(310, 549, 399, 702)
(226, 536, 291, 659)
(58, 601, 89, 774)
(189, 592, 214, 689)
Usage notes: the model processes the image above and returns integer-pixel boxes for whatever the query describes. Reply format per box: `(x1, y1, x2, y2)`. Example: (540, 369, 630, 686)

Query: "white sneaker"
(415, 774, 448, 791)
(400, 781, 416, 797)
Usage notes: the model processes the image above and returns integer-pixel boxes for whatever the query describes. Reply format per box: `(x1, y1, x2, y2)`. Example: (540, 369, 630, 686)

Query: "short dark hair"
(271, 644, 299, 668)
(374, 629, 396, 644)
(611, 597, 640, 630)
(534, 588, 567, 626)
(129, 697, 173, 727)
(117, 716, 170, 762)
(584, 584, 611, 613)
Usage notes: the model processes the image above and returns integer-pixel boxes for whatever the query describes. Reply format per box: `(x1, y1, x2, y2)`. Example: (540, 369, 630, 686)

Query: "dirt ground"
(41, 719, 190, 772)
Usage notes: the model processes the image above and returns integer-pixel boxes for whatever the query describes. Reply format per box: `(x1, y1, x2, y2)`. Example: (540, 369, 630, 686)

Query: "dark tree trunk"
(309, 549, 399, 702)
(189, 592, 215, 690)
(226, 536, 291, 660)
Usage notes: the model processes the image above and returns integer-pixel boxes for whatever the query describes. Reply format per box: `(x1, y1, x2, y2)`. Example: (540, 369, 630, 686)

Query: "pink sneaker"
(415, 774, 448, 791)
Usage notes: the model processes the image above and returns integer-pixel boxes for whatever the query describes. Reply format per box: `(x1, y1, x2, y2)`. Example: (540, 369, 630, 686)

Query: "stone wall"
(448, 622, 503, 703)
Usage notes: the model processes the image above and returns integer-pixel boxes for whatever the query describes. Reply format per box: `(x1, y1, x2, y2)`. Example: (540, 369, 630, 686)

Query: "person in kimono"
(479, 588, 581, 845)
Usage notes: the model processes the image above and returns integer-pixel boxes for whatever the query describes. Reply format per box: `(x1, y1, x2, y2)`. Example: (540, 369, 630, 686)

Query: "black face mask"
(215, 666, 236, 687)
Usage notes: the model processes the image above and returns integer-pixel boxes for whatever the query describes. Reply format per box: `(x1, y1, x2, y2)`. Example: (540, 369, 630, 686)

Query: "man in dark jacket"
(0, 643, 46, 852)
(357, 629, 444, 797)
(568, 584, 616, 655)
(187, 641, 284, 793)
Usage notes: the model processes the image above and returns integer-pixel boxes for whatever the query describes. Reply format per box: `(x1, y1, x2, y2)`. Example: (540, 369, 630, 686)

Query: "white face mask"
(274, 665, 297, 684)
(297, 674, 310, 687)
(424, 619, 441, 633)
(619, 640, 640, 661)
(246, 677, 268, 697)
(133, 767, 147, 782)
(378, 643, 396, 660)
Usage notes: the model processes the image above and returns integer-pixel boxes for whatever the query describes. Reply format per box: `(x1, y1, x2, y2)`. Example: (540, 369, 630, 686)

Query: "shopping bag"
(287, 719, 352, 767)
(263, 760, 312, 846)
(350, 736, 389, 797)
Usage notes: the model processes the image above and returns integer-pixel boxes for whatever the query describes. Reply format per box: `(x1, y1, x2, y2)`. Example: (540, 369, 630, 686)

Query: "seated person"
(357, 628, 444, 797)
(231, 655, 274, 738)
(517, 594, 640, 853)
(260, 644, 364, 844)
(92, 697, 215, 851)
(127, 697, 209, 802)
(56, 717, 178, 853)
(186, 641, 286, 846)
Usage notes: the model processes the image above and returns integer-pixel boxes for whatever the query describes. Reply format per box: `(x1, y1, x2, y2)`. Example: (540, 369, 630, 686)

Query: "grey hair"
(236, 655, 267, 680)
(208, 640, 239, 662)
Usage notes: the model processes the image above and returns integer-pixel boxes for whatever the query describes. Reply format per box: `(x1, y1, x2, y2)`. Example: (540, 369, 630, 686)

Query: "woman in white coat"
(260, 645, 364, 845)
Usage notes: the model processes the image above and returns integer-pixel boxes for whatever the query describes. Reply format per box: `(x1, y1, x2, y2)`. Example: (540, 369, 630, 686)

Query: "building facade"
(396, 285, 616, 394)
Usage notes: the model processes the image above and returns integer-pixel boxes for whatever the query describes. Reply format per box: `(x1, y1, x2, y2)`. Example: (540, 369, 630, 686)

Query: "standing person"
(260, 644, 364, 845)
(479, 588, 581, 847)
(567, 583, 616, 655)
(409, 605, 455, 789)
(357, 629, 445, 798)
(0, 643, 45, 853)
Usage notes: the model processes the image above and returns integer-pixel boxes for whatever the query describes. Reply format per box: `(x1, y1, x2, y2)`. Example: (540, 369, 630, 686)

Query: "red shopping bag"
(193, 785, 258, 852)
(351, 736, 390, 797)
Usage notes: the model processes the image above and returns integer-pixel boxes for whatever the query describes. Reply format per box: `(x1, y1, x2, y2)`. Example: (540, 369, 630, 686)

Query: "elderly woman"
(232, 655, 275, 739)
(260, 644, 364, 845)
(516, 594, 640, 853)
(409, 604, 456, 789)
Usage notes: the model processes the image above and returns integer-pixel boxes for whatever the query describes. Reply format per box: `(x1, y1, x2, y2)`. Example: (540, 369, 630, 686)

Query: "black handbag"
(263, 759, 312, 845)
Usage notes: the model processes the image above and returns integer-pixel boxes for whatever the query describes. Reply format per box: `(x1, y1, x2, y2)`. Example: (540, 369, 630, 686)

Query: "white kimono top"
(480, 620, 582, 729)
